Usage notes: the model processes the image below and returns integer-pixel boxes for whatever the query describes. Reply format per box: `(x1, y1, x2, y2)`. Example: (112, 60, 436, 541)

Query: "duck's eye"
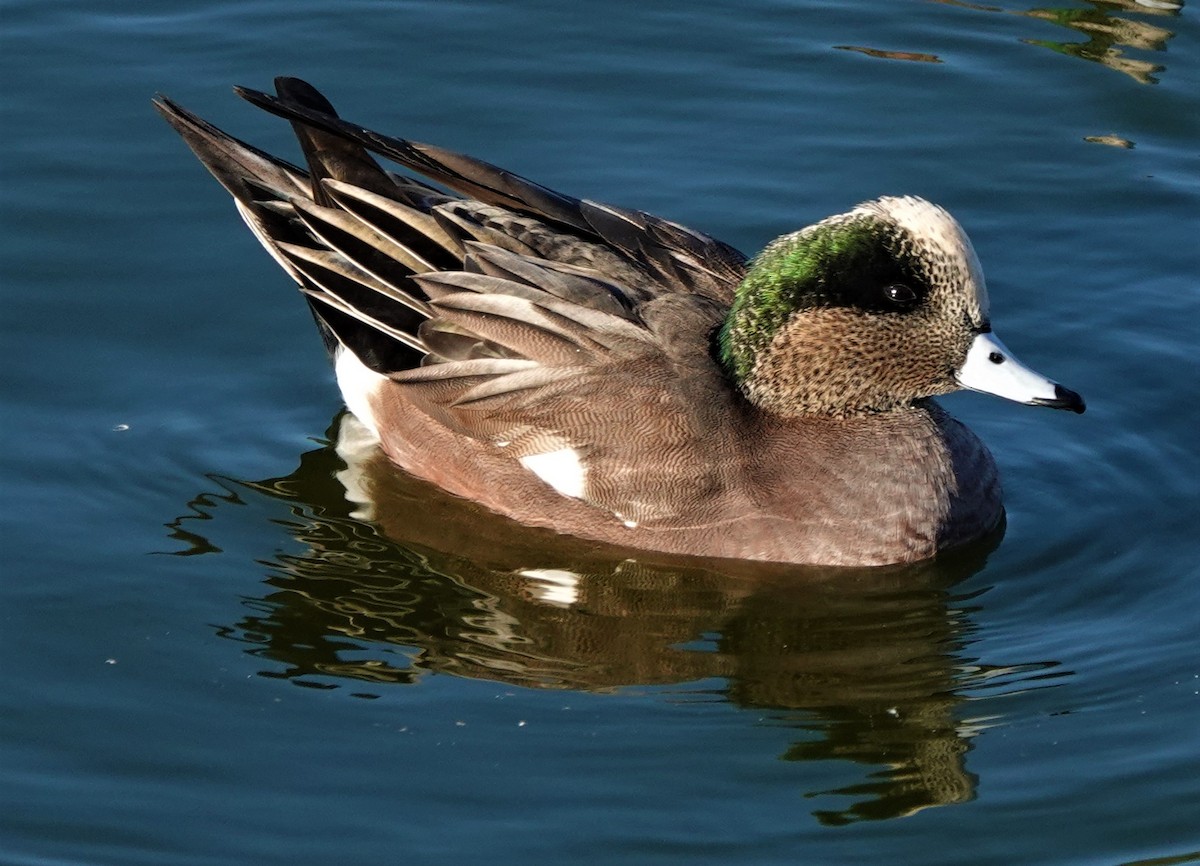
(883, 283, 917, 306)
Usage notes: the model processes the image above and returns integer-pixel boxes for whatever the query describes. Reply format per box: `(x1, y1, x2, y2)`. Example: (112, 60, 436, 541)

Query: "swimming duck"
(154, 77, 1084, 567)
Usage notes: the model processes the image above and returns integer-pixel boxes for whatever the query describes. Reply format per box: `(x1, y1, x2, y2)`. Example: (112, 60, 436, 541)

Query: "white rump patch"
(519, 569, 582, 608)
(334, 348, 386, 440)
(518, 447, 587, 500)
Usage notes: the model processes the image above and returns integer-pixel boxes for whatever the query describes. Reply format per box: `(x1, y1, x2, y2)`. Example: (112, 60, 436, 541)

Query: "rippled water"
(3, 1, 1198, 863)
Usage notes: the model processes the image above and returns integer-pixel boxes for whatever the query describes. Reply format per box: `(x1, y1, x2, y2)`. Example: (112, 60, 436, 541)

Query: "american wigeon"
(154, 77, 1084, 567)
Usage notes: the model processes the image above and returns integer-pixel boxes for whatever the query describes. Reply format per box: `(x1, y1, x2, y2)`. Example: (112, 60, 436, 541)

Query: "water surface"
(2, 0, 1198, 863)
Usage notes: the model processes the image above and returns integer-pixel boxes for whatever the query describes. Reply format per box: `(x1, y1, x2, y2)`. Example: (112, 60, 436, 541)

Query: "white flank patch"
(518, 447, 586, 500)
(334, 348, 386, 440)
(519, 569, 582, 608)
(334, 413, 381, 521)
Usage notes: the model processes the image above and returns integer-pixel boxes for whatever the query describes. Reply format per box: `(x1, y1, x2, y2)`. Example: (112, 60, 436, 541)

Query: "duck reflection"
(937, 0, 1180, 84)
(170, 415, 1058, 825)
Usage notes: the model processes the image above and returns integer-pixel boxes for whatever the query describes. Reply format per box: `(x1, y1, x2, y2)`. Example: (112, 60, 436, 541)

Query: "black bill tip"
(1032, 384, 1086, 414)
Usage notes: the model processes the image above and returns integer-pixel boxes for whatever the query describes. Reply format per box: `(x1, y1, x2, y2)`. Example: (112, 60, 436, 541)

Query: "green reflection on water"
(938, 0, 1180, 84)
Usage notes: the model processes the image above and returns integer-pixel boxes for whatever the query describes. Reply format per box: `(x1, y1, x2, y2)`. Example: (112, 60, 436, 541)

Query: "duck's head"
(719, 196, 1085, 418)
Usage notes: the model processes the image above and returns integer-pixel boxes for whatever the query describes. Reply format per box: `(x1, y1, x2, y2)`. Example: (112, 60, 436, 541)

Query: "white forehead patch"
(858, 195, 990, 325)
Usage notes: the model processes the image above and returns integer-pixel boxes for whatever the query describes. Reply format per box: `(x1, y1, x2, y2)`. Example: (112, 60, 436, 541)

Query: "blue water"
(3, 0, 1198, 863)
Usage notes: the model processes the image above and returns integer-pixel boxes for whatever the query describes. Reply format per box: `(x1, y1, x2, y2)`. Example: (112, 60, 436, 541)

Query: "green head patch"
(720, 213, 931, 383)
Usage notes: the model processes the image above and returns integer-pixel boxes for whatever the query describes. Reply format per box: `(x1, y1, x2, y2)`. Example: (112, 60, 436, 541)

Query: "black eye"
(883, 283, 917, 306)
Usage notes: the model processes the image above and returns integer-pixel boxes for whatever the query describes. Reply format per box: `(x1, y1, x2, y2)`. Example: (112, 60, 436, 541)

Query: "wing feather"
(158, 79, 746, 525)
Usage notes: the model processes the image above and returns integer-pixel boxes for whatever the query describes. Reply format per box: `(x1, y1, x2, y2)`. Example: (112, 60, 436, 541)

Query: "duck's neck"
(719, 234, 804, 386)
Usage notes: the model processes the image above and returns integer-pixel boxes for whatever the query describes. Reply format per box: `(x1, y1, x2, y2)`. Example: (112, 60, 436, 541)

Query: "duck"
(154, 77, 1084, 568)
